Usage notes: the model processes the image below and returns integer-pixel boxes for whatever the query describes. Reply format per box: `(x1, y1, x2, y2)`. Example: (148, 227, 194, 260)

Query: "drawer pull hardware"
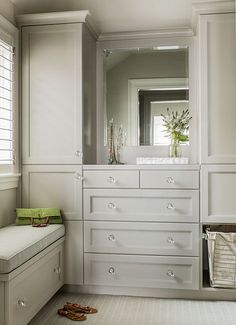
(75, 173, 84, 180)
(167, 237, 175, 244)
(108, 267, 115, 274)
(75, 150, 83, 157)
(166, 270, 175, 278)
(108, 234, 116, 242)
(54, 266, 61, 274)
(166, 203, 175, 210)
(108, 202, 116, 210)
(166, 177, 175, 184)
(107, 176, 117, 184)
(17, 299, 26, 308)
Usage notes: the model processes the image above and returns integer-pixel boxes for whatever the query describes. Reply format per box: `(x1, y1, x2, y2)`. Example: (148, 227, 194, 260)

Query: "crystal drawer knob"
(75, 150, 83, 157)
(108, 202, 116, 210)
(108, 234, 116, 242)
(166, 203, 175, 210)
(167, 237, 175, 244)
(75, 173, 84, 180)
(17, 299, 26, 308)
(166, 270, 175, 277)
(54, 267, 61, 274)
(108, 267, 115, 274)
(107, 176, 116, 184)
(166, 177, 174, 184)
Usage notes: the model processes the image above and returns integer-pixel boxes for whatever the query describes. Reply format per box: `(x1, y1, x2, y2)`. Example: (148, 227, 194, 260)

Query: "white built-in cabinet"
(195, 1, 236, 293)
(199, 12, 236, 164)
(197, 6, 236, 223)
(19, 11, 98, 286)
(83, 166, 200, 291)
(22, 24, 83, 165)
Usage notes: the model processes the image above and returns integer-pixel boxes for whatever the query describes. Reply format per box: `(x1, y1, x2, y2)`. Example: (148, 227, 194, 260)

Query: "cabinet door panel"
(200, 13, 236, 163)
(7, 244, 63, 325)
(22, 24, 82, 164)
(201, 165, 236, 223)
(22, 165, 82, 221)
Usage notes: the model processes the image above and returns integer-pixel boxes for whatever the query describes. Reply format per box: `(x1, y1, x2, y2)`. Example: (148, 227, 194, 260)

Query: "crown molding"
(98, 28, 194, 42)
(192, 1, 235, 32)
(16, 10, 100, 39)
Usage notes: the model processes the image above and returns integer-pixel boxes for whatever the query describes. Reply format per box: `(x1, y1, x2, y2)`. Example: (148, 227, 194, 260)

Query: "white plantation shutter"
(0, 39, 14, 165)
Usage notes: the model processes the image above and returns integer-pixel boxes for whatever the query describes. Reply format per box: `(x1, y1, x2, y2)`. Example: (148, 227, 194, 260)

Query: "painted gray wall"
(0, 0, 15, 24)
(106, 50, 188, 137)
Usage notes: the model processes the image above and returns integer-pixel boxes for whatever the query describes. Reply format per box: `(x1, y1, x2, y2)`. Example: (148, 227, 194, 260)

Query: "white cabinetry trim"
(0, 174, 21, 191)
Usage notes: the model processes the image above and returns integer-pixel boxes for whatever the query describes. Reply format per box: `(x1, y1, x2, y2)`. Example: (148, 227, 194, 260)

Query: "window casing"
(0, 16, 18, 174)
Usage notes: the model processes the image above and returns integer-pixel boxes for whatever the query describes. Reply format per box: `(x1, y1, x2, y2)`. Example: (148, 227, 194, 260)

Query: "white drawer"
(140, 170, 199, 189)
(83, 170, 139, 188)
(84, 189, 199, 223)
(84, 222, 199, 256)
(84, 254, 199, 290)
(8, 244, 63, 325)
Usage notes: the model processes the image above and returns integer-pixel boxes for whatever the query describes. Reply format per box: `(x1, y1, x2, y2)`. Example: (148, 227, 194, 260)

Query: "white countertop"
(83, 164, 200, 170)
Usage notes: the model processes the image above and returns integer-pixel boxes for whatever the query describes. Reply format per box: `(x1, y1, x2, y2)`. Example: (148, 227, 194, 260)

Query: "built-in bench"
(0, 224, 65, 325)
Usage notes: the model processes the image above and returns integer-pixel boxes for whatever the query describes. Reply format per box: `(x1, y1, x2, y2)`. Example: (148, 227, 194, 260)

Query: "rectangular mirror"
(104, 46, 189, 146)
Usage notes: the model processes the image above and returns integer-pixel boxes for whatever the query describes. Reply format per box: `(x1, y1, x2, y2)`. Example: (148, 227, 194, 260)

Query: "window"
(0, 39, 14, 166)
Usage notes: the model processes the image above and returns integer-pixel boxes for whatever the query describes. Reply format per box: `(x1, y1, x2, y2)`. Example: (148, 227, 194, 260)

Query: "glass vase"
(168, 138, 181, 158)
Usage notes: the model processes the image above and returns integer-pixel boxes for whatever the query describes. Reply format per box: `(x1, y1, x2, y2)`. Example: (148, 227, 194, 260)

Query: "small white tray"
(136, 157, 189, 165)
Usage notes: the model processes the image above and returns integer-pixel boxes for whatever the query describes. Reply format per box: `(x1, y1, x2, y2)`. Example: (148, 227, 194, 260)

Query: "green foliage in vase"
(161, 108, 192, 143)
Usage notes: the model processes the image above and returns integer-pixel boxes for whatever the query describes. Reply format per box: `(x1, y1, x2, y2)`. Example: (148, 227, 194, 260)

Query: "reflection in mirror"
(139, 89, 189, 145)
(105, 46, 189, 146)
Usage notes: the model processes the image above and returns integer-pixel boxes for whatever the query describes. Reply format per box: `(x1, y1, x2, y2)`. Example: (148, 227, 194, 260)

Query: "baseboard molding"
(62, 284, 236, 301)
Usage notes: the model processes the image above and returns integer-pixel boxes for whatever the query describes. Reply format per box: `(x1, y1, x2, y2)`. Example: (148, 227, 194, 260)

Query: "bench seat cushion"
(0, 224, 65, 273)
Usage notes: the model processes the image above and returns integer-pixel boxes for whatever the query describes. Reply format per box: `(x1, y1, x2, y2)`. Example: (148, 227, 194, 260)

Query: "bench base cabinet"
(84, 254, 199, 290)
(2, 241, 64, 325)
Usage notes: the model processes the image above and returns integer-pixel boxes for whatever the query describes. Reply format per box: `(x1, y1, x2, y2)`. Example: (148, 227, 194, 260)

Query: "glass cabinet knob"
(166, 269, 175, 277)
(108, 267, 115, 274)
(166, 203, 175, 210)
(75, 150, 83, 157)
(17, 299, 26, 308)
(167, 236, 175, 244)
(54, 266, 61, 274)
(107, 176, 116, 184)
(75, 173, 84, 180)
(108, 234, 116, 242)
(166, 177, 175, 184)
(108, 202, 116, 210)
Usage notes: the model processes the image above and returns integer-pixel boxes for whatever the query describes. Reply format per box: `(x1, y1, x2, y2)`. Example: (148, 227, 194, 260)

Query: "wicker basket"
(207, 230, 236, 288)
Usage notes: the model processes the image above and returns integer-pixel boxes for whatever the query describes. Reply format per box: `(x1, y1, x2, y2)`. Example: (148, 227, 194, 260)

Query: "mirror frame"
(96, 31, 197, 164)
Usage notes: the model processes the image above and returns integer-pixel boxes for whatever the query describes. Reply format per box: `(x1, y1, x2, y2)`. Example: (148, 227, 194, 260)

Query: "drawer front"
(84, 254, 199, 290)
(9, 245, 63, 325)
(84, 222, 199, 256)
(83, 170, 139, 188)
(140, 170, 199, 189)
(84, 189, 199, 223)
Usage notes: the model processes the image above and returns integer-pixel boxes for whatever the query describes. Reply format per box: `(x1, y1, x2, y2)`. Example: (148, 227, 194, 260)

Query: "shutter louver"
(0, 40, 14, 165)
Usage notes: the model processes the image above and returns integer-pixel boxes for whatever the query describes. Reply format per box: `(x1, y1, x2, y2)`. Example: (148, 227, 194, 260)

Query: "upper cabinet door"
(199, 13, 236, 163)
(22, 24, 83, 164)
